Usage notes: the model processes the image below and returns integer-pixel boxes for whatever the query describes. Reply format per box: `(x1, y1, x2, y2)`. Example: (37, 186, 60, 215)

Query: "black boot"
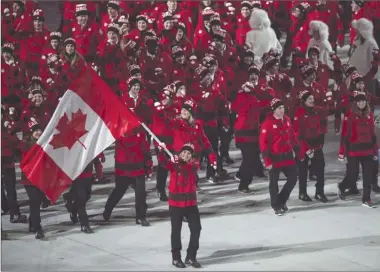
(299, 193, 312, 202)
(315, 192, 328, 203)
(81, 225, 94, 234)
(136, 218, 150, 226)
(185, 256, 201, 268)
(70, 212, 78, 224)
(172, 251, 186, 268)
(35, 229, 44, 240)
(157, 189, 168, 201)
(103, 210, 111, 222)
(337, 184, 346, 200)
(41, 197, 51, 209)
(10, 214, 27, 223)
(223, 155, 235, 164)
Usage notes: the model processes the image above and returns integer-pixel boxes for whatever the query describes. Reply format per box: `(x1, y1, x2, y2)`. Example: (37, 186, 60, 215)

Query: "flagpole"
(140, 122, 174, 159)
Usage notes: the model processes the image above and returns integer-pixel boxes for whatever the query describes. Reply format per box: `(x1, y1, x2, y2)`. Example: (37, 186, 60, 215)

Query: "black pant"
(156, 147, 169, 192)
(69, 178, 92, 226)
(268, 165, 298, 210)
(237, 143, 262, 190)
(203, 126, 221, 178)
(219, 125, 232, 158)
(298, 149, 325, 195)
(1, 180, 9, 213)
(24, 185, 44, 231)
(105, 175, 147, 219)
(2, 167, 20, 216)
(339, 155, 374, 202)
(170, 205, 201, 260)
(341, 157, 378, 188)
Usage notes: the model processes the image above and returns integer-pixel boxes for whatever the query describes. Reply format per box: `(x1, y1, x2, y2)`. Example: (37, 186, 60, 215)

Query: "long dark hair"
(352, 100, 371, 116)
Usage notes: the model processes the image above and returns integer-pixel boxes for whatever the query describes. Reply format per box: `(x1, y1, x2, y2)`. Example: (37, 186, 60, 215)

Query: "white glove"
(154, 102, 164, 111)
(326, 91, 332, 101)
(374, 156, 378, 161)
(211, 161, 217, 170)
(338, 154, 346, 163)
(46, 78, 54, 85)
(28, 93, 33, 99)
(306, 149, 314, 158)
(4, 121, 9, 128)
(266, 164, 272, 170)
(202, 92, 210, 98)
(4, 8, 10, 15)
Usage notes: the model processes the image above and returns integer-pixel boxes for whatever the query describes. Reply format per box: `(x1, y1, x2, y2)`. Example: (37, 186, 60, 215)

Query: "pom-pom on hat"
(107, 0, 120, 10)
(182, 100, 195, 116)
(181, 143, 195, 155)
(63, 37, 76, 47)
(299, 90, 312, 102)
(271, 98, 284, 111)
(75, 4, 89, 17)
(2, 42, 15, 55)
(28, 118, 41, 133)
(50, 32, 62, 41)
(107, 23, 121, 35)
(32, 9, 44, 21)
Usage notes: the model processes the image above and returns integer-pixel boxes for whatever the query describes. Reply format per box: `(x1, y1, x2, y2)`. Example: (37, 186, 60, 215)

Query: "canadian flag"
(20, 68, 140, 203)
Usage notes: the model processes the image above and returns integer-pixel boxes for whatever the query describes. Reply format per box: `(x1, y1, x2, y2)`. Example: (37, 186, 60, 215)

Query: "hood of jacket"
(309, 20, 329, 41)
(249, 8, 271, 30)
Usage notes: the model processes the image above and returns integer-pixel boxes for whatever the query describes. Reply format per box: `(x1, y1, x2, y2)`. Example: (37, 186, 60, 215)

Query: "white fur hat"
(309, 20, 329, 41)
(249, 8, 270, 30)
(352, 18, 374, 40)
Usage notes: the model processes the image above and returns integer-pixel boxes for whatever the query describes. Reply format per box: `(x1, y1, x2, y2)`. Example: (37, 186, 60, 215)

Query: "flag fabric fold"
(20, 68, 141, 203)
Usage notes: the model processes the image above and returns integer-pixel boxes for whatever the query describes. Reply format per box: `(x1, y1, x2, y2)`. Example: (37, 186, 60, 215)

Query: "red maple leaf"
(49, 109, 88, 150)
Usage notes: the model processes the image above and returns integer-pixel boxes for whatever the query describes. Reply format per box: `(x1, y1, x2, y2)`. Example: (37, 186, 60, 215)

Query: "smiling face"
(130, 83, 140, 97)
(167, 0, 177, 11)
(356, 81, 365, 91)
(32, 129, 42, 140)
(179, 149, 192, 162)
(107, 30, 119, 43)
(181, 108, 191, 120)
(65, 44, 75, 55)
(241, 7, 250, 17)
(33, 93, 43, 106)
(50, 39, 59, 49)
(163, 20, 173, 30)
(177, 85, 186, 97)
(137, 20, 147, 31)
(357, 100, 367, 109)
(2, 51, 13, 62)
(304, 95, 314, 107)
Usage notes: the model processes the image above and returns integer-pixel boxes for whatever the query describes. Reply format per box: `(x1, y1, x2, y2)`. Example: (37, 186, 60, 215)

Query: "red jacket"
(339, 108, 377, 158)
(259, 114, 299, 169)
(1, 59, 28, 99)
(1, 122, 20, 169)
(293, 105, 330, 160)
(235, 14, 251, 46)
(115, 127, 153, 178)
(68, 22, 102, 62)
(231, 91, 261, 145)
(158, 150, 198, 207)
(20, 29, 50, 76)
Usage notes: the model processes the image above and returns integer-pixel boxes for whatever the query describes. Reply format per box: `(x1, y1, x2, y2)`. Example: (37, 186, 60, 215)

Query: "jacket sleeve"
(338, 111, 350, 157)
(142, 136, 153, 176)
(370, 112, 378, 155)
(259, 120, 272, 167)
(157, 149, 175, 171)
(293, 109, 308, 160)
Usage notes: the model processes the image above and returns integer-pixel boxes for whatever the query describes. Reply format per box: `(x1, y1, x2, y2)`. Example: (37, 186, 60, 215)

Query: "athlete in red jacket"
(157, 142, 202, 269)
